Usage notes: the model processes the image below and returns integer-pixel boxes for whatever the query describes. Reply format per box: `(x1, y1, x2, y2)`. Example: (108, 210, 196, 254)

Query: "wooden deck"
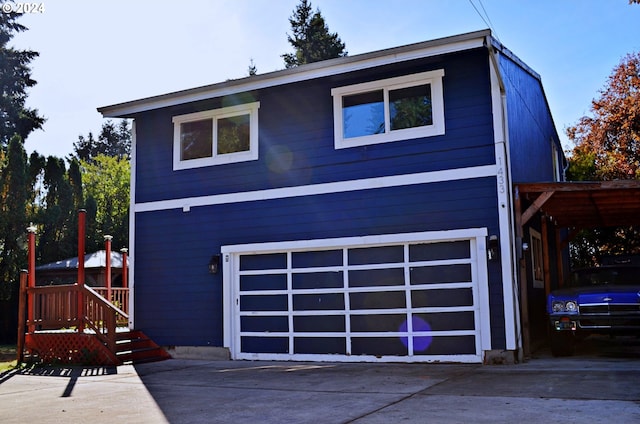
(18, 275, 168, 365)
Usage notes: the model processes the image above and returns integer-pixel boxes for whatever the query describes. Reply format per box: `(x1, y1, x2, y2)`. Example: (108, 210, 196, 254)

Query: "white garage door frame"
(222, 228, 491, 363)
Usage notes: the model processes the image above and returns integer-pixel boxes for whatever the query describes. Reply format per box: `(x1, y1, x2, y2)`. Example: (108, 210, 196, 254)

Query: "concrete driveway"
(1, 336, 639, 424)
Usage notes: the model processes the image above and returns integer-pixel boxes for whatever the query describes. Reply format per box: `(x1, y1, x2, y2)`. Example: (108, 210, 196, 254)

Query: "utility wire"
(468, 0, 500, 41)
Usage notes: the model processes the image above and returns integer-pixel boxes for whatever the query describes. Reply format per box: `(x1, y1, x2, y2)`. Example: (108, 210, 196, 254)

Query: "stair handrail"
(82, 285, 129, 354)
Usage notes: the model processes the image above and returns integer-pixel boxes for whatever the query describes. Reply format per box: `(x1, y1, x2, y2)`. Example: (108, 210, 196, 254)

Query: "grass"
(0, 345, 17, 372)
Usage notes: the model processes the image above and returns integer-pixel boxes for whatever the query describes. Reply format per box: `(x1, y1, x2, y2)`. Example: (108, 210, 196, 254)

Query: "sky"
(10, 0, 640, 158)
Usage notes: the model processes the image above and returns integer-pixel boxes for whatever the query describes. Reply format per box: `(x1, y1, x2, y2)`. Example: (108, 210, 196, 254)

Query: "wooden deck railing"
(28, 284, 80, 330)
(93, 287, 129, 318)
(25, 284, 129, 357)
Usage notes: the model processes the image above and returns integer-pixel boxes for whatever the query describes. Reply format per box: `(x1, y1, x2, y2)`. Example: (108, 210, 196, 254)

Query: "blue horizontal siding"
(133, 49, 495, 204)
(133, 177, 501, 347)
(500, 54, 561, 183)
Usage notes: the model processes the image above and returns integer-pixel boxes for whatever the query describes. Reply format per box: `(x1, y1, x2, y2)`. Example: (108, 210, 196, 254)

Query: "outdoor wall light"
(208, 254, 221, 274)
(488, 235, 499, 260)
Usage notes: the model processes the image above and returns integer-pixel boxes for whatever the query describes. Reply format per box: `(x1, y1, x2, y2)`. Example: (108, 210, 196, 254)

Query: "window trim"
(331, 70, 445, 149)
(172, 102, 260, 170)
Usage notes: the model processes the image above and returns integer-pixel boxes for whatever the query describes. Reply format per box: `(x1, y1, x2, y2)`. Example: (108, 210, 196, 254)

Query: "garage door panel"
(240, 274, 287, 291)
(348, 268, 404, 287)
(241, 315, 289, 332)
(350, 314, 407, 332)
(423, 335, 476, 355)
(411, 288, 473, 308)
(240, 294, 288, 311)
(409, 264, 472, 285)
(294, 337, 346, 354)
(240, 253, 287, 270)
(292, 272, 343, 289)
(350, 291, 406, 310)
(414, 311, 475, 331)
(242, 336, 288, 354)
(352, 337, 408, 356)
(348, 245, 404, 265)
(292, 249, 342, 268)
(409, 240, 470, 261)
(293, 293, 345, 310)
(294, 315, 346, 332)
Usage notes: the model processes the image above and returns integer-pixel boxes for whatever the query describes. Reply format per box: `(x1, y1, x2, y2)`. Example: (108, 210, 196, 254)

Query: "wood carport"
(513, 180, 640, 357)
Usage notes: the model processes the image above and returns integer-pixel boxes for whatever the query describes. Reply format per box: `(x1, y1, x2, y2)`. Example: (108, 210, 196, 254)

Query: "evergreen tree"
(0, 135, 28, 301)
(282, 0, 347, 68)
(37, 157, 77, 263)
(73, 120, 131, 162)
(0, 13, 45, 147)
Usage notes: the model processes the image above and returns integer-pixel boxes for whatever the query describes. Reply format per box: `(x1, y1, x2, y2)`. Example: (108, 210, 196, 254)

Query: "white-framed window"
(172, 102, 260, 170)
(530, 229, 544, 289)
(331, 70, 445, 149)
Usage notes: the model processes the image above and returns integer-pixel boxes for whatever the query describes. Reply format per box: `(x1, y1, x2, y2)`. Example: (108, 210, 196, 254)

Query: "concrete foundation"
(165, 346, 230, 361)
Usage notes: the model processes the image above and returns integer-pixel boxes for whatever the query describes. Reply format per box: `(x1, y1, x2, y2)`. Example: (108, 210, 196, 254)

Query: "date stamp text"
(2, 2, 45, 14)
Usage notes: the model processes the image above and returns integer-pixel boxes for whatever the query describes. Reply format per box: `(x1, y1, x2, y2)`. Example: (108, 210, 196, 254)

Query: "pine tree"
(73, 120, 131, 162)
(0, 13, 45, 147)
(282, 0, 347, 68)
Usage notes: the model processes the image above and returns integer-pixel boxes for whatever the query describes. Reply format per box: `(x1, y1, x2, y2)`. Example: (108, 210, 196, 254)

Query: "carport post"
(514, 186, 531, 359)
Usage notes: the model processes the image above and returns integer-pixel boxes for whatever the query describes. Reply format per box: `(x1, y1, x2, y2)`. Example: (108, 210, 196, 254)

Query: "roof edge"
(99, 29, 492, 118)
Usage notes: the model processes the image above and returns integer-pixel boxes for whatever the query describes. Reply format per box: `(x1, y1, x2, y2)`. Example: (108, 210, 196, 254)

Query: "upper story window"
(172, 102, 259, 170)
(331, 70, 445, 149)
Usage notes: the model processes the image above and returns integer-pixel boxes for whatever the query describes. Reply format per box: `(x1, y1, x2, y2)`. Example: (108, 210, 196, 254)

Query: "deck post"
(104, 235, 113, 302)
(77, 210, 86, 332)
(17, 270, 28, 363)
(27, 225, 36, 333)
(120, 248, 128, 288)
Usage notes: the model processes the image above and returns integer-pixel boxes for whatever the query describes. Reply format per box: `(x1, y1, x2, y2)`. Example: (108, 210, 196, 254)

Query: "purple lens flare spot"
(400, 316, 433, 352)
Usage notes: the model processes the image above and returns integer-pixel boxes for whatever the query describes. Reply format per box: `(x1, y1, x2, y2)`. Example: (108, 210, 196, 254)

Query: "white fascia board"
(99, 33, 487, 118)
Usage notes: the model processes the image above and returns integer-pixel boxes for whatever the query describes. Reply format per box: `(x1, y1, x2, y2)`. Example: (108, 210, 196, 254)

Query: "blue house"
(99, 30, 564, 363)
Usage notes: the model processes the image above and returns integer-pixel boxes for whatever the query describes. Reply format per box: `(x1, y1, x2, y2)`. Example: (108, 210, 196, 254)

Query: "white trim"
(128, 120, 137, 329)
(331, 70, 445, 149)
(222, 228, 487, 254)
(135, 164, 496, 213)
(99, 34, 487, 118)
(489, 47, 519, 351)
(172, 102, 260, 170)
(474, 235, 492, 351)
(222, 228, 489, 363)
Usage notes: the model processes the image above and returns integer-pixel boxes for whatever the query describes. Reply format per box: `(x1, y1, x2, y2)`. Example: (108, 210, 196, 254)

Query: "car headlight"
(551, 300, 578, 313)
(565, 301, 578, 312)
(552, 301, 565, 313)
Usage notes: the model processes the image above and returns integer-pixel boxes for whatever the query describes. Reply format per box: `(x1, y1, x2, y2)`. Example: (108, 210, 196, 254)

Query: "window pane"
(342, 90, 384, 138)
(181, 119, 212, 160)
(217, 114, 250, 154)
(389, 84, 433, 130)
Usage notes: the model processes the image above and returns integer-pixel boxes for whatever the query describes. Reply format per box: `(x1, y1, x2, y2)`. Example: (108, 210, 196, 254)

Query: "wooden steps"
(115, 330, 171, 364)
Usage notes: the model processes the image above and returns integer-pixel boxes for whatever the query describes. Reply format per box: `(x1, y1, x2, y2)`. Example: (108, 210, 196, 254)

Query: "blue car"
(547, 265, 640, 356)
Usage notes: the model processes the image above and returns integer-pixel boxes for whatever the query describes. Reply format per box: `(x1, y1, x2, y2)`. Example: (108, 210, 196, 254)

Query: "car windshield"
(566, 267, 640, 288)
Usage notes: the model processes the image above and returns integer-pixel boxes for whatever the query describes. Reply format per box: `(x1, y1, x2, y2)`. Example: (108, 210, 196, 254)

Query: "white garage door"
(222, 229, 490, 363)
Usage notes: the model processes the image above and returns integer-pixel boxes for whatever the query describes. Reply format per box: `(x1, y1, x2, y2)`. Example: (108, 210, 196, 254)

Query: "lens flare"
(399, 316, 433, 352)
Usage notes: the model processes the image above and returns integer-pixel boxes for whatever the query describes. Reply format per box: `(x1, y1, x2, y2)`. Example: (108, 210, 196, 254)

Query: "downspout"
(486, 36, 522, 358)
